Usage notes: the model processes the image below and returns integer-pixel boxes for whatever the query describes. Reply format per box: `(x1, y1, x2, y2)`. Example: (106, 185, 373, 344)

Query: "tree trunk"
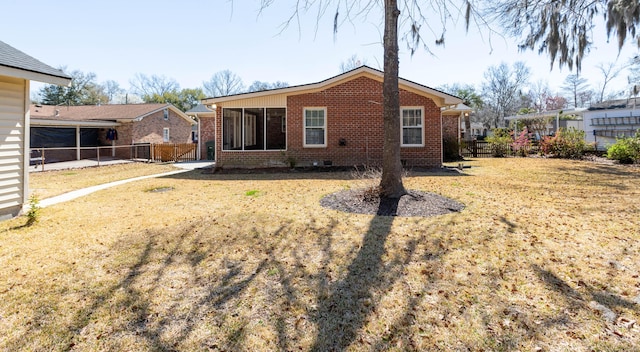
(379, 0, 406, 198)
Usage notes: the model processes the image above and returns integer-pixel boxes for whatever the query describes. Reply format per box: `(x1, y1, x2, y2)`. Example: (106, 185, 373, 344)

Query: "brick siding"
(208, 76, 443, 168)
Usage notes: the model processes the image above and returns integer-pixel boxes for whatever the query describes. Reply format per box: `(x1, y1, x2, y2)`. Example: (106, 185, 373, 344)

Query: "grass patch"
(245, 190, 260, 197)
(144, 186, 174, 193)
(1, 158, 639, 351)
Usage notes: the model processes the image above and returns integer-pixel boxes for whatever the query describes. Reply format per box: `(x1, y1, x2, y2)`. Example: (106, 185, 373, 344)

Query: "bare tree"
(129, 73, 180, 98)
(595, 62, 625, 102)
(561, 74, 590, 108)
(203, 70, 244, 97)
(246, 80, 289, 92)
(527, 80, 551, 112)
(481, 62, 531, 128)
(339, 54, 367, 72)
(101, 80, 124, 104)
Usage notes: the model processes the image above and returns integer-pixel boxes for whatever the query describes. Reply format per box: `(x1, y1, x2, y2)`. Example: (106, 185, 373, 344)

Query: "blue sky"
(3, 0, 639, 97)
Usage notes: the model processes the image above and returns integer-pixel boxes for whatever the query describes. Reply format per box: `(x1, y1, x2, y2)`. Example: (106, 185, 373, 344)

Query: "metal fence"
(29, 143, 198, 171)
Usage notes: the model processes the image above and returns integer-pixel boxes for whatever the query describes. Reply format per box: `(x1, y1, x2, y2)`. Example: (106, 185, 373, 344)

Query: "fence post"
(40, 148, 45, 172)
(473, 140, 478, 158)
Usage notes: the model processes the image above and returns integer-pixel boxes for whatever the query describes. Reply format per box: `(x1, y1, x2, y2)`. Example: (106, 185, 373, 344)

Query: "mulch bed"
(320, 188, 465, 217)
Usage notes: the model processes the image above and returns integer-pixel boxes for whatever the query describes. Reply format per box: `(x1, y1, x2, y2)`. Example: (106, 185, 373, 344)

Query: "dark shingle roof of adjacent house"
(588, 97, 640, 111)
(0, 40, 71, 85)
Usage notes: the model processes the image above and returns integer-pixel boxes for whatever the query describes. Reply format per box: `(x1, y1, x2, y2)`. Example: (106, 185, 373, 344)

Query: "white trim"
(0, 66, 71, 86)
(401, 106, 425, 147)
(163, 128, 170, 142)
(303, 107, 327, 148)
(22, 80, 30, 213)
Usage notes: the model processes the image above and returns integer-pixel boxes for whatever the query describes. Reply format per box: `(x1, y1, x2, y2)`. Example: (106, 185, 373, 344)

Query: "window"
(163, 128, 170, 142)
(163, 109, 169, 120)
(222, 108, 286, 151)
(303, 108, 326, 147)
(401, 107, 424, 146)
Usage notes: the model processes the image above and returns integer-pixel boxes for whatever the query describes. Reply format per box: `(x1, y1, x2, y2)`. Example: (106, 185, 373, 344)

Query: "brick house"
(30, 103, 196, 162)
(200, 66, 462, 168)
(442, 103, 473, 160)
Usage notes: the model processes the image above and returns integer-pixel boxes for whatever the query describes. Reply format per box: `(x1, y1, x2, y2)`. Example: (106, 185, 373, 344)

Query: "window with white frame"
(163, 128, 170, 142)
(163, 109, 169, 120)
(303, 107, 326, 147)
(401, 107, 424, 146)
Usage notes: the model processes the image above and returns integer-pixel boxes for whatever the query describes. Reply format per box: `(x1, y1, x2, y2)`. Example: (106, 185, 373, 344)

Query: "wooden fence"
(151, 143, 197, 162)
(461, 140, 539, 158)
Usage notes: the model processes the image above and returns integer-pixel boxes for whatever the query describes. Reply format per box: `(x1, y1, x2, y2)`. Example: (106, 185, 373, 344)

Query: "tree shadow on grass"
(531, 264, 638, 323)
(2, 219, 270, 351)
(309, 197, 401, 351)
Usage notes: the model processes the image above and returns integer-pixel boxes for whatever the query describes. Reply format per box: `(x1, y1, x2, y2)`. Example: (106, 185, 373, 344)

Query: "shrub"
(26, 194, 41, 225)
(443, 137, 462, 162)
(539, 127, 587, 159)
(486, 128, 513, 157)
(511, 128, 532, 157)
(607, 132, 640, 164)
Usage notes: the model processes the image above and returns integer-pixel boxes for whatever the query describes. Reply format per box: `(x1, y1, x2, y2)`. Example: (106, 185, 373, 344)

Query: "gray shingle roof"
(0, 40, 71, 82)
(185, 104, 215, 114)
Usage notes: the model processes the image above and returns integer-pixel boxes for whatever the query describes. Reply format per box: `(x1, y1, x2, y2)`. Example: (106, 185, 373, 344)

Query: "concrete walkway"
(37, 161, 214, 208)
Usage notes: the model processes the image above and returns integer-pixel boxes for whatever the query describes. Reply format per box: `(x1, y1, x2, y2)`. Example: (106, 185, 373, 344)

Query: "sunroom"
(222, 107, 286, 151)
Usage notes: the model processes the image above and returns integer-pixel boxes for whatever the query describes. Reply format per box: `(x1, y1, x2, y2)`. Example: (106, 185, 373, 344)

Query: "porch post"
(76, 125, 81, 160)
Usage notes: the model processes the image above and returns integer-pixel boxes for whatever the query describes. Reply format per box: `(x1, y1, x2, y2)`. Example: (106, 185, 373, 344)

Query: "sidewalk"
(36, 160, 214, 208)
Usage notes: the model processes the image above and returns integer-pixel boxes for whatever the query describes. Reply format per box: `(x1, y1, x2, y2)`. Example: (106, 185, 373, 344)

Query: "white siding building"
(0, 40, 71, 219)
(583, 98, 640, 150)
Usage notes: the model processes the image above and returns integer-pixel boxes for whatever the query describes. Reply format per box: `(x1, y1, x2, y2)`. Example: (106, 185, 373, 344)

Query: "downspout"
(440, 109, 444, 166)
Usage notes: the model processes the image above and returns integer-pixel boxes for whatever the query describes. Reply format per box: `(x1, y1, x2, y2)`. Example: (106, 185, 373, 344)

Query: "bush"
(511, 128, 532, 157)
(607, 133, 640, 164)
(486, 128, 512, 157)
(443, 137, 462, 162)
(539, 127, 587, 159)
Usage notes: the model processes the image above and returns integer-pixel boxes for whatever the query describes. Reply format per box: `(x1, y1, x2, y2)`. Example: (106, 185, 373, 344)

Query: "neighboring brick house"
(200, 66, 461, 168)
(30, 103, 196, 162)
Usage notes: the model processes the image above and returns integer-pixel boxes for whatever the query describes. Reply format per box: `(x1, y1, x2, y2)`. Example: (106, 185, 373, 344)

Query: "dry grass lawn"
(1, 158, 639, 351)
(28, 162, 180, 200)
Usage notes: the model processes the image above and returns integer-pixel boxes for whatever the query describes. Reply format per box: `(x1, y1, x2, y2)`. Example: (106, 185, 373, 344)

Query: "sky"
(2, 0, 639, 98)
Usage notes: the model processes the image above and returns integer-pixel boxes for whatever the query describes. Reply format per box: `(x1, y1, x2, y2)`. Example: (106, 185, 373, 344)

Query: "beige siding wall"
(0, 75, 26, 219)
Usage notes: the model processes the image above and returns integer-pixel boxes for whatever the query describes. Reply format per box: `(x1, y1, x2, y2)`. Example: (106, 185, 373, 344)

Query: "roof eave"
(31, 118, 120, 127)
(202, 66, 461, 106)
(0, 65, 71, 86)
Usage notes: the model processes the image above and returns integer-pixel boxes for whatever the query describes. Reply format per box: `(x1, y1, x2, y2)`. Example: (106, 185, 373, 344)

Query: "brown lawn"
(1, 158, 639, 351)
